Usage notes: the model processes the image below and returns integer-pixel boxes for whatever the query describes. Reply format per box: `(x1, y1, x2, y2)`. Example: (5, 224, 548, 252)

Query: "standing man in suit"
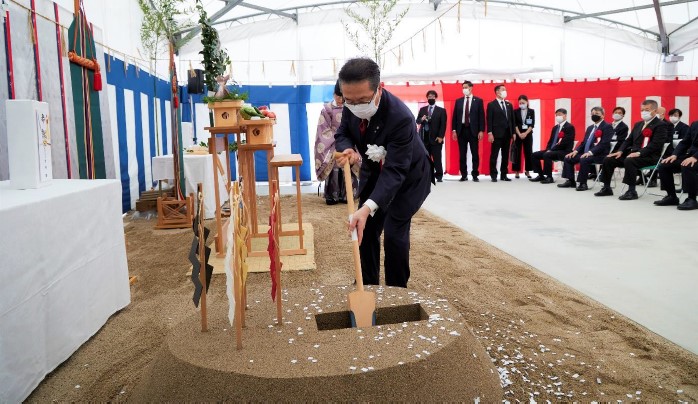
(558, 107, 613, 191)
(594, 99, 668, 200)
(335, 57, 432, 288)
(486, 85, 516, 181)
(654, 120, 698, 210)
(530, 108, 576, 184)
(451, 81, 485, 181)
(417, 90, 447, 182)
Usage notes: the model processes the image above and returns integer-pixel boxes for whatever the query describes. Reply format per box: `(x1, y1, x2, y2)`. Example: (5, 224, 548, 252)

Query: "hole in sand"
(315, 304, 429, 331)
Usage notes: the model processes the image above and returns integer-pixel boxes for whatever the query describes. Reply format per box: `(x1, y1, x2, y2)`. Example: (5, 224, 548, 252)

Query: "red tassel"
(93, 70, 102, 91)
(173, 95, 179, 109)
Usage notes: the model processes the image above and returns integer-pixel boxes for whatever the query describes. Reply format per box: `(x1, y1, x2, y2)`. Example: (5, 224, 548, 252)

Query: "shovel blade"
(348, 290, 376, 328)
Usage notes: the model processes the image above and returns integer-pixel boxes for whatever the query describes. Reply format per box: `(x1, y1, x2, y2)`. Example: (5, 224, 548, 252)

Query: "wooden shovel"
(335, 152, 376, 328)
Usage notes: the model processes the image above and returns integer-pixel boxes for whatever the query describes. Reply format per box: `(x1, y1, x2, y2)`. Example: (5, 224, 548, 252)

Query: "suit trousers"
(512, 134, 533, 172)
(358, 158, 432, 288)
(490, 137, 511, 178)
(681, 164, 698, 199)
(601, 155, 657, 186)
(457, 127, 479, 177)
(428, 142, 444, 180)
(562, 154, 605, 184)
(656, 156, 696, 197)
(532, 150, 566, 177)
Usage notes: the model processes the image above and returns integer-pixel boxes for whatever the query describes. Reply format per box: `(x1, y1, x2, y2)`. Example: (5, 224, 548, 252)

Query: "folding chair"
(621, 143, 669, 197)
(591, 141, 616, 190)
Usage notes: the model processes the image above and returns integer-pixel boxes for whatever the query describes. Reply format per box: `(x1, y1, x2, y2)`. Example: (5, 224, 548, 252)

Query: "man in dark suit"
(654, 120, 698, 210)
(335, 57, 432, 288)
(417, 90, 447, 182)
(530, 108, 576, 184)
(610, 107, 630, 153)
(451, 81, 485, 181)
(668, 109, 691, 143)
(594, 99, 668, 200)
(486, 85, 516, 181)
(558, 106, 613, 191)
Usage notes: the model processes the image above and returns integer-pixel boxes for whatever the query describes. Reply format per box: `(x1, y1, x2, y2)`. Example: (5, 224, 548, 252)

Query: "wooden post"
(295, 164, 304, 251)
(272, 180, 283, 326)
(197, 184, 208, 332)
(232, 182, 243, 350)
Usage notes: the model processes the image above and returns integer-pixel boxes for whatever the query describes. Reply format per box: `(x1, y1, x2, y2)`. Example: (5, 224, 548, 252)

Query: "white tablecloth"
(151, 153, 228, 219)
(0, 180, 130, 403)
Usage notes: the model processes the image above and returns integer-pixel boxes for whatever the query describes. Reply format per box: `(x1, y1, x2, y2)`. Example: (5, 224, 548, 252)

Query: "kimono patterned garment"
(314, 101, 359, 203)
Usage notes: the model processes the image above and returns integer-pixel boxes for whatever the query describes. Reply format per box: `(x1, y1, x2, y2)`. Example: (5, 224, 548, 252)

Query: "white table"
(0, 180, 130, 403)
(151, 153, 228, 219)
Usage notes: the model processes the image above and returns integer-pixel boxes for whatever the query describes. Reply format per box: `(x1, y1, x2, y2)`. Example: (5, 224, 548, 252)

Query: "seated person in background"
(589, 106, 630, 179)
(558, 106, 613, 191)
(654, 120, 698, 210)
(643, 106, 679, 187)
(314, 80, 359, 205)
(530, 108, 575, 184)
(594, 99, 668, 200)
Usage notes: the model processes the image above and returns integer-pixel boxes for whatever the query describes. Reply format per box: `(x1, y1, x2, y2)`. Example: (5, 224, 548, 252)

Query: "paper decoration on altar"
(6, 100, 52, 189)
(189, 213, 213, 307)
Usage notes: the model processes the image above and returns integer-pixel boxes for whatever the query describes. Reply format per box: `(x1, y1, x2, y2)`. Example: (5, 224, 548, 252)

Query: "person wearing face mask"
(654, 120, 698, 210)
(335, 58, 432, 288)
(315, 80, 360, 205)
(529, 108, 576, 184)
(417, 90, 447, 182)
(558, 106, 613, 191)
(486, 85, 516, 181)
(609, 107, 630, 154)
(512, 95, 535, 178)
(667, 109, 690, 143)
(643, 107, 690, 188)
(451, 81, 485, 181)
(595, 99, 668, 200)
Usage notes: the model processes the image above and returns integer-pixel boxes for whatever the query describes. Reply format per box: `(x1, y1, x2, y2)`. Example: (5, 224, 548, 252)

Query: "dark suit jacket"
(486, 99, 515, 139)
(335, 89, 431, 211)
(513, 107, 535, 132)
(673, 121, 698, 159)
(610, 121, 629, 153)
(618, 116, 668, 159)
(670, 120, 690, 141)
(544, 122, 576, 152)
(451, 96, 485, 136)
(417, 105, 447, 145)
(575, 121, 613, 156)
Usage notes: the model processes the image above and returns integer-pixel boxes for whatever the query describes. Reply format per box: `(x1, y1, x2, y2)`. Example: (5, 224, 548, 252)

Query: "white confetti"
(75, 385, 81, 389)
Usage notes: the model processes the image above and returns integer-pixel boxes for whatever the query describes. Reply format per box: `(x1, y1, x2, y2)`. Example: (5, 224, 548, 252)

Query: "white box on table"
(6, 100, 52, 189)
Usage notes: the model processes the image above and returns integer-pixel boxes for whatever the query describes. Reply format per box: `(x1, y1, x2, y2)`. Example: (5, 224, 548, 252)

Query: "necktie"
(551, 125, 560, 147)
(428, 106, 433, 117)
(464, 97, 470, 125)
(585, 125, 596, 152)
(500, 101, 507, 120)
(359, 119, 368, 136)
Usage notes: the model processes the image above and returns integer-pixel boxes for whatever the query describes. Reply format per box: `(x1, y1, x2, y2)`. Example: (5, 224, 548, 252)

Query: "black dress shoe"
(525, 172, 532, 179)
(557, 180, 575, 188)
(677, 198, 698, 210)
(576, 183, 589, 191)
(459, 176, 467, 182)
(587, 173, 597, 180)
(472, 177, 479, 182)
(654, 195, 679, 206)
(618, 190, 639, 200)
(326, 199, 338, 205)
(647, 180, 657, 188)
(529, 175, 543, 182)
(436, 178, 443, 182)
(501, 176, 512, 181)
(541, 177, 555, 184)
(594, 187, 613, 197)
(491, 177, 498, 182)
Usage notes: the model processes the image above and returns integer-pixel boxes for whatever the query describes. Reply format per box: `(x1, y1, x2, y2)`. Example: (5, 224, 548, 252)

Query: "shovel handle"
(334, 151, 365, 292)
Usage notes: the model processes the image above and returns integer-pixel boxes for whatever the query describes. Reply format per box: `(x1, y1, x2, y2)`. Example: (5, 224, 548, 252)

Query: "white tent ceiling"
(181, 0, 698, 54)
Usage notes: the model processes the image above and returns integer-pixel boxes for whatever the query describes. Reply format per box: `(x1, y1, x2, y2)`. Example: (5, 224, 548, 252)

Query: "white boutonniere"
(366, 144, 386, 164)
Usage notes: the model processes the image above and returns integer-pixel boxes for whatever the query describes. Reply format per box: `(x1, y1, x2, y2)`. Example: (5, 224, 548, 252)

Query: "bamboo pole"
(197, 184, 208, 332)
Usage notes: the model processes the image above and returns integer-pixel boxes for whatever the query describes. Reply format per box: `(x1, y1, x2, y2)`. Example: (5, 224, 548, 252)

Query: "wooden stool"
(237, 143, 275, 257)
(269, 154, 306, 255)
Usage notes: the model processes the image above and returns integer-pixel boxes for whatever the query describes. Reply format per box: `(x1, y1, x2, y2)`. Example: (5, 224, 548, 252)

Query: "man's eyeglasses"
(343, 90, 377, 106)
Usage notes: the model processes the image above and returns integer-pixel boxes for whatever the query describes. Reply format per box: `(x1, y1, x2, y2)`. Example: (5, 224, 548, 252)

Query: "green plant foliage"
(196, 0, 231, 91)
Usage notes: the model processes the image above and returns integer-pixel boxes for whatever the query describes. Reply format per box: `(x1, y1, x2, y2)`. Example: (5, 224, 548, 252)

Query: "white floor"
(420, 173, 698, 355)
